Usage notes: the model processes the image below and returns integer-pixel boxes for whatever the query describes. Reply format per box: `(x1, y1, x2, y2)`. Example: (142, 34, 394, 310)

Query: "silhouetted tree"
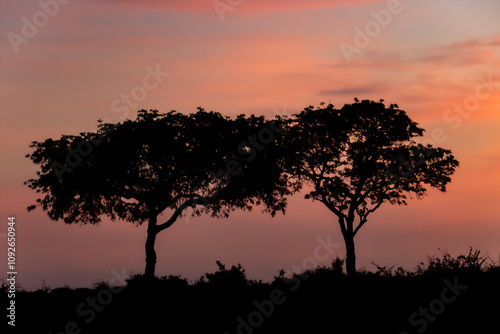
(25, 109, 290, 278)
(284, 99, 459, 277)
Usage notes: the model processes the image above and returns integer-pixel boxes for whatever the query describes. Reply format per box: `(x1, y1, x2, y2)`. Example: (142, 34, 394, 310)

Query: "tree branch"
(170, 193, 208, 205)
(357, 184, 375, 206)
(155, 191, 217, 233)
(352, 217, 367, 237)
(156, 198, 195, 233)
(353, 199, 384, 237)
(347, 176, 366, 224)
(321, 197, 345, 222)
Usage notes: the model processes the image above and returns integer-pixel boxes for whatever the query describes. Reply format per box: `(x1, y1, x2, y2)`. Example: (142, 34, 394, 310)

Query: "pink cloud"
(101, 0, 386, 14)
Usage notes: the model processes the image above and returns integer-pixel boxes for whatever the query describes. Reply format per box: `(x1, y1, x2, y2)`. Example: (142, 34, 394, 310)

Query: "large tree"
(284, 99, 459, 277)
(25, 109, 290, 278)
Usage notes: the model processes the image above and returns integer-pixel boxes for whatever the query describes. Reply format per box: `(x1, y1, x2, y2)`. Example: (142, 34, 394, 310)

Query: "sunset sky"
(1, 0, 499, 290)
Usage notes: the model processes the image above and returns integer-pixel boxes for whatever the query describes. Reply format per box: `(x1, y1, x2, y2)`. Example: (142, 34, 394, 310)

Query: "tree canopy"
(26, 109, 290, 224)
(284, 99, 459, 276)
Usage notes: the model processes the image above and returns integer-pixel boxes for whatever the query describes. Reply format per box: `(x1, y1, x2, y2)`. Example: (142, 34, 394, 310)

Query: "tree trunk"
(145, 215, 158, 279)
(343, 232, 356, 278)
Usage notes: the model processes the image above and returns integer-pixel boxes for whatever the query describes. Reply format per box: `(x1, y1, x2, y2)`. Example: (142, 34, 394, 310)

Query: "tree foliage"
(286, 99, 459, 236)
(25, 109, 291, 227)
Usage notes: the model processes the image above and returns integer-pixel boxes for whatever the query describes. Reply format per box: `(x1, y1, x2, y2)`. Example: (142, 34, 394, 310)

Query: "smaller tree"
(25, 109, 291, 278)
(284, 99, 459, 277)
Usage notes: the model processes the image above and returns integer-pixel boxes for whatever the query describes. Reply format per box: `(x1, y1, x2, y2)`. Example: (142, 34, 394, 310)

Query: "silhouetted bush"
(195, 260, 250, 289)
(415, 247, 488, 276)
(7, 249, 500, 334)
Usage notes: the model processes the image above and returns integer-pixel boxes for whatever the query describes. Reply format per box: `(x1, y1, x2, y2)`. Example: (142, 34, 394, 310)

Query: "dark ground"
(2, 249, 499, 334)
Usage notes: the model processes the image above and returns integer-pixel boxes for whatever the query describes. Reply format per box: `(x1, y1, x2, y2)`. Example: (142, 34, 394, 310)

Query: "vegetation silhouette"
(283, 99, 459, 277)
(25, 109, 290, 278)
(2, 249, 498, 333)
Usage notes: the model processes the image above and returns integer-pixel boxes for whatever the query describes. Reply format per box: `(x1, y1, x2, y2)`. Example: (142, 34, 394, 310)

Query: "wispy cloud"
(440, 34, 500, 50)
(93, 0, 386, 14)
(318, 85, 385, 96)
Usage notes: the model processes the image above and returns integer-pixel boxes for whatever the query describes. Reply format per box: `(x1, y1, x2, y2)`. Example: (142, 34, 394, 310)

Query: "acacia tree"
(284, 99, 459, 277)
(25, 109, 290, 278)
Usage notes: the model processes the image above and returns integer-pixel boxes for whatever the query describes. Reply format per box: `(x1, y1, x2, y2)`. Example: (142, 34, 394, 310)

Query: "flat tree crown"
(25, 109, 291, 226)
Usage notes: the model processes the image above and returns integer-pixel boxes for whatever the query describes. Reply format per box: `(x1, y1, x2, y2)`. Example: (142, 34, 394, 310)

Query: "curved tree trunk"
(145, 215, 158, 278)
(343, 232, 356, 278)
